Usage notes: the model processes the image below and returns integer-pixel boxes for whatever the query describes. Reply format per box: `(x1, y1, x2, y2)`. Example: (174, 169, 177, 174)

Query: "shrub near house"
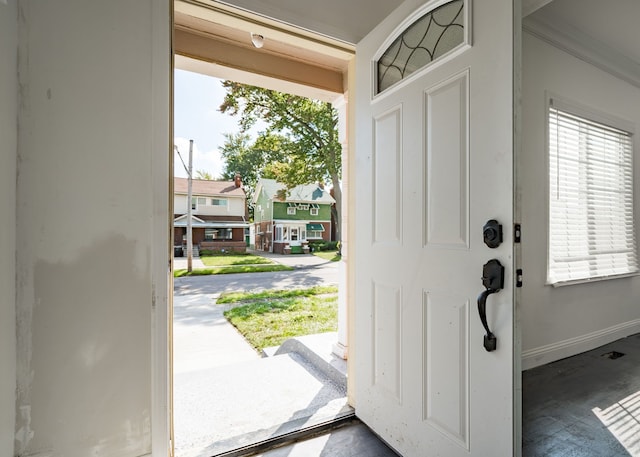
(253, 178, 335, 254)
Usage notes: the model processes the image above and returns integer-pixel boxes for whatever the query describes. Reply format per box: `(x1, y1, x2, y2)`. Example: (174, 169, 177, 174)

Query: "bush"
(308, 240, 339, 251)
(199, 249, 249, 256)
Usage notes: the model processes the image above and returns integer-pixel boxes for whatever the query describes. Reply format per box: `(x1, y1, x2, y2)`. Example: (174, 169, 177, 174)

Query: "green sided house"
(253, 178, 335, 254)
(174, 176, 249, 253)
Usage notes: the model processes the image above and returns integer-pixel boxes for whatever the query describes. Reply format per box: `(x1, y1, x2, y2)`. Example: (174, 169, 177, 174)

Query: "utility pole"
(186, 139, 194, 272)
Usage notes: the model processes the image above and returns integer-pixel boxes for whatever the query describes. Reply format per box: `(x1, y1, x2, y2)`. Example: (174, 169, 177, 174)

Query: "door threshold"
(211, 413, 358, 457)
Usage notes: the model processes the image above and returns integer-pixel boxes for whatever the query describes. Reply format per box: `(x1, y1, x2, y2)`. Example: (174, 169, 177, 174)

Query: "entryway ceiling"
(177, 0, 640, 95)
(215, 0, 404, 44)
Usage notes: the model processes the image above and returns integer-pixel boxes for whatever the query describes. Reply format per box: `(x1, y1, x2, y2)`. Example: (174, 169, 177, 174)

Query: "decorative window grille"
(548, 100, 638, 285)
(376, 0, 465, 94)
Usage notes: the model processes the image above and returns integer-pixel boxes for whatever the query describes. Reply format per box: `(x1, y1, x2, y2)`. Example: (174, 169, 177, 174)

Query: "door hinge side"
(516, 269, 523, 288)
(514, 223, 521, 243)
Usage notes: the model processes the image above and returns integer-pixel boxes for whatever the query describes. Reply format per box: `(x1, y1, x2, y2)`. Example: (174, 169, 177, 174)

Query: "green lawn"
(174, 264, 291, 277)
(217, 285, 338, 304)
(312, 250, 341, 262)
(222, 286, 338, 351)
(200, 254, 274, 267)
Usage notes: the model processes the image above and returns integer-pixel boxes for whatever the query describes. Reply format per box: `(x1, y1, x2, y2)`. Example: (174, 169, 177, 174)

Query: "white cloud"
(173, 137, 226, 179)
(174, 70, 269, 180)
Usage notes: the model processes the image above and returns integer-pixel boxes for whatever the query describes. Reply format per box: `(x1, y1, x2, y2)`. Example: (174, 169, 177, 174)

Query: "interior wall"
(521, 32, 640, 369)
(15, 1, 170, 456)
(0, 1, 18, 455)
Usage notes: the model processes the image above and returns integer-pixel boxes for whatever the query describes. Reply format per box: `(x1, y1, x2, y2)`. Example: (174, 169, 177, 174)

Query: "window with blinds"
(548, 101, 638, 285)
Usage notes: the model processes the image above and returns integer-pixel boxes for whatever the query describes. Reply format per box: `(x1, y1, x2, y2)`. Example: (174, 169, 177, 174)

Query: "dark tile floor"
(523, 333, 640, 457)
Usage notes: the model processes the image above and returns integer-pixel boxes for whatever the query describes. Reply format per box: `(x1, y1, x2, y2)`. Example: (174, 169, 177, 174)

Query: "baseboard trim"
(522, 319, 640, 370)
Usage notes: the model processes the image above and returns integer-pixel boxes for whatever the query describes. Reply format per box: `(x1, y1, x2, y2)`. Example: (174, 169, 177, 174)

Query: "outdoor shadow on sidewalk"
(174, 267, 336, 296)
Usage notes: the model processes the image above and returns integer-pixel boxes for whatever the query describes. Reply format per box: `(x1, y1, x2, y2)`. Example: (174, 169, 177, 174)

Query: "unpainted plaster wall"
(521, 32, 640, 369)
(0, 1, 18, 455)
(15, 1, 170, 456)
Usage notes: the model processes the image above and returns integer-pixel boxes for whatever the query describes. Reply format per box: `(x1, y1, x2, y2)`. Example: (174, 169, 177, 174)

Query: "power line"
(174, 144, 190, 177)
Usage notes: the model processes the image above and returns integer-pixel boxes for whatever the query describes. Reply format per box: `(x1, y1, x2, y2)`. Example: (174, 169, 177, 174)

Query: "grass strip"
(200, 254, 274, 267)
(312, 250, 341, 262)
(217, 285, 338, 304)
(174, 264, 291, 277)
(224, 295, 338, 351)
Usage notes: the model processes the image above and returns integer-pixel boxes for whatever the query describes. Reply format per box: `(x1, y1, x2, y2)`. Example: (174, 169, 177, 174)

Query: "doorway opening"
(172, 2, 356, 455)
(520, 1, 640, 455)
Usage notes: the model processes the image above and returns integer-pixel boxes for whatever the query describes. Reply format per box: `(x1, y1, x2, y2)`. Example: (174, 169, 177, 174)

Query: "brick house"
(253, 178, 335, 254)
(174, 175, 249, 253)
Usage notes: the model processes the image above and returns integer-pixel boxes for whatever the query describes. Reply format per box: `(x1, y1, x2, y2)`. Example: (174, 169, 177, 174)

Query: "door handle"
(477, 259, 504, 352)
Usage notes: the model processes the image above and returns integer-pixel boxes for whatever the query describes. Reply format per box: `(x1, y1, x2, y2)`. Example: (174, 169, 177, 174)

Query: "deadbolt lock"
(483, 219, 503, 249)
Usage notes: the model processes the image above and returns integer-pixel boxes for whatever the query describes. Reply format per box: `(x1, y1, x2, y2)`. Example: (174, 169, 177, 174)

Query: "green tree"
(219, 81, 342, 241)
(219, 132, 286, 217)
(195, 169, 215, 180)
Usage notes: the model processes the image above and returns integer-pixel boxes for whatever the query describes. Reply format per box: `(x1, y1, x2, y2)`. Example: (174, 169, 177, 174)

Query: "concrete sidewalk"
(173, 293, 351, 457)
(173, 293, 259, 374)
(173, 255, 206, 270)
(173, 248, 337, 271)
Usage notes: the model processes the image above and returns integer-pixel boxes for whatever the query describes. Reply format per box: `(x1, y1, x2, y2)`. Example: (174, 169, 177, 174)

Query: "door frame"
(167, 3, 357, 456)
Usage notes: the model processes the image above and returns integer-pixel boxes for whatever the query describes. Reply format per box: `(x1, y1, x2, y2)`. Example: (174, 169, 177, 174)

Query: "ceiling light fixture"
(250, 33, 264, 49)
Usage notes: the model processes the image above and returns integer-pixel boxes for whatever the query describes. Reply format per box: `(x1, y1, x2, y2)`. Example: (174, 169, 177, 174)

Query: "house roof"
(173, 214, 249, 228)
(173, 215, 246, 223)
(254, 178, 336, 205)
(174, 177, 245, 197)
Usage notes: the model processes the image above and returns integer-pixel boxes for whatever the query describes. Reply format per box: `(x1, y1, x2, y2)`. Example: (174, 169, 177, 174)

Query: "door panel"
(354, 0, 515, 455)
(373, 107, 403, 244)
(425, 71, 469, 249)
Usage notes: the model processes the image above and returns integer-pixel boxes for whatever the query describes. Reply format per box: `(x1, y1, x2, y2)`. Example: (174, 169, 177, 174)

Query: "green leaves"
(218, 81, 343, 235)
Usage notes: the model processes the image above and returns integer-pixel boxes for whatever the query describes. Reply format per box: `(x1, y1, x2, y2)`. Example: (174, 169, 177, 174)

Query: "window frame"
(211, 198, 227, 207)
(546, 95, 639, 286)
(204, 227, 233, 240)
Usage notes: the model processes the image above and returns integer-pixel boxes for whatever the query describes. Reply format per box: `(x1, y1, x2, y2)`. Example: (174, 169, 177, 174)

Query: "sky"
(173, 69, 264, 179)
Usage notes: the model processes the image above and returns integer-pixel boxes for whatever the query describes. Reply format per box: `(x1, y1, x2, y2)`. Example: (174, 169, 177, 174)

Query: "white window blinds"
(548, 101, 638, 285)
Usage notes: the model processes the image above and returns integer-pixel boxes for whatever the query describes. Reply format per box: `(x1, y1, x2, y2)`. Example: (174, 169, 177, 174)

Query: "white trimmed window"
(548, 99, 638, 285)
(287, 207, 296, 215)
(211, 198, 227, 206)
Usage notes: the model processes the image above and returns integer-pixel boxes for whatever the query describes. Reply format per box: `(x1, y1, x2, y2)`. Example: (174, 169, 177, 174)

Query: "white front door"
(354, 0, 516, 456)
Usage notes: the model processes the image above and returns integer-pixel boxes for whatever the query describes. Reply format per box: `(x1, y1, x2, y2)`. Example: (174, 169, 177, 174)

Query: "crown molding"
(523, 14, 640, 89)
(522, 0, 554, 18)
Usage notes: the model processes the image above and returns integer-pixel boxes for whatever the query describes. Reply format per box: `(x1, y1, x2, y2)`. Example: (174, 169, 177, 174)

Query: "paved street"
(174, 262, 339, 295)
(173, 252, 340, 295)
